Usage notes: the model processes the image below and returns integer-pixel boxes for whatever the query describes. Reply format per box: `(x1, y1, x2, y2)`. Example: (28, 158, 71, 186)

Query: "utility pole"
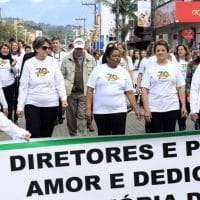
(75, 18, 87, 38)
(82, 1, 97, 27)
(116, 0, 120, 41)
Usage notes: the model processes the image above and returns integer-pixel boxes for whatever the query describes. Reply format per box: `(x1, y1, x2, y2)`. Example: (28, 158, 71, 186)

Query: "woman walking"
(141, 40, 187, 133)
(86, 44, 139, 136)
(17, 36, 68, 138)
(174, 44, 191, 131)
(0, 43, 16, 121)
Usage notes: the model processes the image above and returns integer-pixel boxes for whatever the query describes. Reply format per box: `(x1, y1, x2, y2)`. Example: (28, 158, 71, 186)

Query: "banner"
(137, 0, 151, 27)
(0, 132, 200, 199)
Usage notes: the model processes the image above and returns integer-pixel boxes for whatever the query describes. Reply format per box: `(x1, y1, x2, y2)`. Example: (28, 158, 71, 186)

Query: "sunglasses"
(41, 46, 51, 51)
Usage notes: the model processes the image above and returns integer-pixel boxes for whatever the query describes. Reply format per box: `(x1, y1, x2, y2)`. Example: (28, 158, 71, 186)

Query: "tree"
(0, 22, 15, 43)
(99, 0, 137, 42)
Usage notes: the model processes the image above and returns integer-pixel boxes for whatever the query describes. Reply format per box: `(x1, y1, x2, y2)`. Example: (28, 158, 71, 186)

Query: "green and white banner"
(0, 132, 200, 200)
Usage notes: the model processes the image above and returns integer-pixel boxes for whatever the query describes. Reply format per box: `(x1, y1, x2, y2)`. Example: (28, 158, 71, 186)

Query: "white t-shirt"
(0, 112, 27, 139)
(139, 56, 157, 74)
(12, 53, 24, 73)
(0, 58, 15, 87)
(119, 56, 134, 71)
(52, 51, 67, 68)
(0, 82, 7, 109)
(141, 61, 185, 112)
(177, 59, 188, 80)
(87, 64, 134, 114)
(18, 56, 67, 110)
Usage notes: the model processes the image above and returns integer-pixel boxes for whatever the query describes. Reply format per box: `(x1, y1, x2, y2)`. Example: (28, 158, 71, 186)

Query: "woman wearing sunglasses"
(17, 36, 68, 138)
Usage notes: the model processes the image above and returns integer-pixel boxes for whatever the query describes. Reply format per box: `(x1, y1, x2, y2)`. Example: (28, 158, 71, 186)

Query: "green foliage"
(0, 22, 15, 43)
(99, 0, 137, 41)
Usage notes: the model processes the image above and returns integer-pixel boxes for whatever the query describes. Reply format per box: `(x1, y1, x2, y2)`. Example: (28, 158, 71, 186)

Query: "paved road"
(0, 112, 195, 141)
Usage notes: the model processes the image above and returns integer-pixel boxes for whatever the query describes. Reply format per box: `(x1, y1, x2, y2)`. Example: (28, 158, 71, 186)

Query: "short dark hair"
(32, 36, 51, 50)
(25, 45, 31, 50)
(0, 42, 10, 51)
(51, 36, 60, 42)
(102, 42, 118, 64)
(154, 40, 169, 53)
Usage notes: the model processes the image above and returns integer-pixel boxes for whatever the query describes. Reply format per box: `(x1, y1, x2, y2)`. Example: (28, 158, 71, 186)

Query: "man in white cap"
(61, 38, 96, 136)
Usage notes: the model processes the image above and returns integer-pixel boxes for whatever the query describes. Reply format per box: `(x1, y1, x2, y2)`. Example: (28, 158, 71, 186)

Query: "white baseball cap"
(73, 38, 85, 49)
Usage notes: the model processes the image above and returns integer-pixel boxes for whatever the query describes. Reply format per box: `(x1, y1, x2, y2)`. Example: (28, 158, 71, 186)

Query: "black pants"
(94, 112, 127, 136)
(3, 83, 15, 120)
(13, 79, 19, 123)
(25, 105, 58, 138)
(149, 110, 179, 133)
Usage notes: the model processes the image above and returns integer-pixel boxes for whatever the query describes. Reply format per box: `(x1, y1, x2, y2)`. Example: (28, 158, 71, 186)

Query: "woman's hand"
(2, 108, 8, 116)
(11, 59, 17, 66)
(16, 110, 24, 118)
(144, 110, 152, 122)
(181, 106, 187, 118)
(19, 131, 31, 141)
(62, 100, 68, 111)
(134, 110, 143, 121)
(190, 113, 198, 122)
(85, 109, 92, 124)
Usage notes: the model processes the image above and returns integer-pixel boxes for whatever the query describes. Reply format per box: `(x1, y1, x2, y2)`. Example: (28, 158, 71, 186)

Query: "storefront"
(154, 0, 200, 49)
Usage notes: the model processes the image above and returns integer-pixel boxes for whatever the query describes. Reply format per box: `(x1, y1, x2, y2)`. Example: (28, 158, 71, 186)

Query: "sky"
(0, 0, 95, 28)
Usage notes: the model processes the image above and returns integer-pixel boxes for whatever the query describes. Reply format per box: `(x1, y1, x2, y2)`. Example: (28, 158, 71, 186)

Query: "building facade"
(154, 0, 200, 49)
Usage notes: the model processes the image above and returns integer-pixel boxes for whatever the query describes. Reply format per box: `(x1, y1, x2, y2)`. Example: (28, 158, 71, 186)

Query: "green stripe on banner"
(0, 130, 200, 151)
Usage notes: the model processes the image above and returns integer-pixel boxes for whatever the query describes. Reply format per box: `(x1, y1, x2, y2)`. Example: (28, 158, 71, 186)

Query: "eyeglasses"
(41, 46, 51, 51)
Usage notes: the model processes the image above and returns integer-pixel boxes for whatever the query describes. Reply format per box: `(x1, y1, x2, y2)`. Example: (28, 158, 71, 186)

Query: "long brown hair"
(174, 44, 190, 62)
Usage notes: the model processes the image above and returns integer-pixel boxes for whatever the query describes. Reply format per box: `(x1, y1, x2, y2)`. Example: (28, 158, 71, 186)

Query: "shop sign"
(176, 2, 200, 22)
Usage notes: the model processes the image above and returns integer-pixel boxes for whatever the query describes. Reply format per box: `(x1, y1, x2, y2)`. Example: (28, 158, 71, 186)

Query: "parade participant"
(11, 41, 24, 124)
(61, 38, 96, 136)
(51, 37, 68, 124)
(17, 36, 68, 138)
(86, 44, 139, 136)
(93, 50, 101, 65)
(186, 52, 200, 129)
(137, 42, 156, 133)
(141, 40, 187, 133)
(51, 37, 67, 68)
(0, 111, 31, 141)
(101, 42, 118, 64)
(140, 49, 147, 59)
(137, 42, 156, 89)
(24, 45, 32, 54)
(132, 49, 141, 87)
(0, 81, 8, 114)
(117, 43, 134, 72)
(0, 43, 16, 121)
(18, 39, 25, 54)
(174, 44, 191, 131)
(190, 64, 200, 127)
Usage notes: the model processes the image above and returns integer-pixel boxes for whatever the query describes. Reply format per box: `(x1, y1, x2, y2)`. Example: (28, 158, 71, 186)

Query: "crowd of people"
(0, 35, 200, 140)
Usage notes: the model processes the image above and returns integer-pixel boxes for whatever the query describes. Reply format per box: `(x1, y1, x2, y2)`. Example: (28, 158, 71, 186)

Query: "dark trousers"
(195, 113, 200, 130)
(149, 110, 179, 133)
(94, 112, 127, 136)
(3, 83, 15, 120)
(24, 105, 58, 138)
(13, 79, 19, 123)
